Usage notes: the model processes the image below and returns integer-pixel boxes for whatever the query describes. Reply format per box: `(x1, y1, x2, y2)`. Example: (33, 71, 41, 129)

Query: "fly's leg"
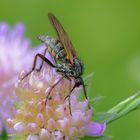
(36, 48, 47, 72)
(64, 78, 90, 115)
(62, 77, 72, 115)
(68, 95, 72, 116)
(81, 81, 91, 109)
(21, 53, 55, 81)
(45, 76, 64, 105)
(68, 80, 72, 115)
(63, 80, 72, 115)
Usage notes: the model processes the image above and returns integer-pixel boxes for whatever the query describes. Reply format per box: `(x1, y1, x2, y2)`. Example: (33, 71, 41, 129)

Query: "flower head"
(7, 59, 106, 139)
(0, 23, 44, 134)
(0, 23, 32, 85)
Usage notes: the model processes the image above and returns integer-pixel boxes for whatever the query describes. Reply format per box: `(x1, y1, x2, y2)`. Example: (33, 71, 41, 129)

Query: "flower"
(0, 23, 31, 85)
(0, 23, 46, 134)
(7, 60, 106, 139)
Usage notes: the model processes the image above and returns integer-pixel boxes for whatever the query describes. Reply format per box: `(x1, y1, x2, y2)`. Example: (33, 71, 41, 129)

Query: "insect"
(21, 13, 90, 114)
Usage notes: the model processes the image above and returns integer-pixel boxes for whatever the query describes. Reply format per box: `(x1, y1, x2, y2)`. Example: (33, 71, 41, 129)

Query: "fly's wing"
(48, 13, 77, 64)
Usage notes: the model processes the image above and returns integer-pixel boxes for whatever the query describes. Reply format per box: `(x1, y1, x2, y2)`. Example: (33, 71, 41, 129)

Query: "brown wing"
(48, 13, 77, 64)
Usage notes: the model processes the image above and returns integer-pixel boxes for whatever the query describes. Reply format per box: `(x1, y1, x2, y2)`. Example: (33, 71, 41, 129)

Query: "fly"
(21, 13, 90, 115)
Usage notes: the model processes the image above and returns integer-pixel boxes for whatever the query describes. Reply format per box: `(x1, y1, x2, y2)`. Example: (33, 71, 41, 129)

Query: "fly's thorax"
(55, 59, 83, 78)
(55, 63, 70, 76)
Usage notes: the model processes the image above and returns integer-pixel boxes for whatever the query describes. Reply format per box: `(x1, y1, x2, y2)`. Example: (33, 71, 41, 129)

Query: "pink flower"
(0, 23, 45, 134)
(7, 56, 105, 139)
(0, 23, 31, 85)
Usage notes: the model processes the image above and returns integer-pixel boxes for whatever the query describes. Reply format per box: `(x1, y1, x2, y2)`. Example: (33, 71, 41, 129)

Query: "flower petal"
(0, 23, 9, 37)
(85, 122, 106, 137)
(10, 23, 25, 40)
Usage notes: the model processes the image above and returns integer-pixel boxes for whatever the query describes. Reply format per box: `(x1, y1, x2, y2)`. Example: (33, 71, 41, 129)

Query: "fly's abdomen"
(38, 35, 67, 61)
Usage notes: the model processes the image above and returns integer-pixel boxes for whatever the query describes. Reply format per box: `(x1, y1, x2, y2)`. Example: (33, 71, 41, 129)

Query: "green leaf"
(93, 136, 112, 140)
(11, 136, 24, 140)
(108, 91, 139, 113)
(106, 91, 140, 123)
(81, 136, 112, 140)
(93, 112, 118, 123)
(83, 72, 94, 93)
(83, 72, 94, 84)
(93, 91, 140, 124)
(90, 96, 104, 107)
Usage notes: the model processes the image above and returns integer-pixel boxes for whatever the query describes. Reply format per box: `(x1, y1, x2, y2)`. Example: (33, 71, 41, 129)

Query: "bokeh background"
(0, 0, 140, 140)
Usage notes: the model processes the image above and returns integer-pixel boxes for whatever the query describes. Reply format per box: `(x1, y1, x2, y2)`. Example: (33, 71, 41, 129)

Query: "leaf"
(93, 136, 112, 140)
(93, 91, 140, 124)
(89, 96, 104, 107)
(83, 72, 94, 84)
(83, 74, 104, 107)
(81, 136, 112, 140)
(83, 72, 94, 93)
(108, 91, 139, 113)
(11, 136, 24, 140)
(106, 91, 140, 123)
(93, 112, 118, 123)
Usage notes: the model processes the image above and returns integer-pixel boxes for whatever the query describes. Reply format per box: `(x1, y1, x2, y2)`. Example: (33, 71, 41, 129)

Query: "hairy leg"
(81, 81, 91, 109)
(64, 78, 90, 115)
(45, 76, 64, 105)
(21, 53, 55, 80)
(36, 48, 47, 71)
(68, 80, 72, 115)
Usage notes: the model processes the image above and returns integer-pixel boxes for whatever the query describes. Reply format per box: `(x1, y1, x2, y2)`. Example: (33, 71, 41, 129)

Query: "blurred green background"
(0, 0, 140, 139)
